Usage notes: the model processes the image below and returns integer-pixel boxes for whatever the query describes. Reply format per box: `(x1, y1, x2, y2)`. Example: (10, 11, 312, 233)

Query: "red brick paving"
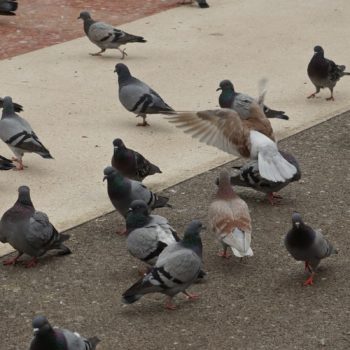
(0, 0, 179, 59)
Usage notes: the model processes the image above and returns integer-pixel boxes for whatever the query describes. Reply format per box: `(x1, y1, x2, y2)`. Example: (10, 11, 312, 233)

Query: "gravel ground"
(1, 113, 349, 350)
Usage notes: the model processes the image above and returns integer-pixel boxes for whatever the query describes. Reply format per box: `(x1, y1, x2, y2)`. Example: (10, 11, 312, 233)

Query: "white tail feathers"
(249, 130, 297, 182)
(221, 228, 253, 258)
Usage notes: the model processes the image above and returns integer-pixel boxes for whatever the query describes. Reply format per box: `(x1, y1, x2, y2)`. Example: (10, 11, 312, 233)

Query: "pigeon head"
(77, 11, 91, 20)
(126, 200, 150, 230)
(114, 63, 132, 84)
(17, 185, 34, 207)
(32, 316, 52, 336)
(103, 166, 120, 181)
(292, 212, 304, 229)
(216, 170, 236, 199)
(182, 220, 203, 253)
(313, 46, 324, 55)
(1, 96, 14, 116)
(113, 138, 126, 149)
(216, 80, 234, 92)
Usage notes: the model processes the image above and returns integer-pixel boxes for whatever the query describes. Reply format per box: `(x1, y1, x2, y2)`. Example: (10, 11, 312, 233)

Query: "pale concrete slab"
(1, 0, 350, 255)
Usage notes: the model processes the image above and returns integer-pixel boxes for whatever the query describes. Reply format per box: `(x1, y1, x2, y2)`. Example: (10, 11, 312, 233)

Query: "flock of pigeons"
(0, 2, 347, 349)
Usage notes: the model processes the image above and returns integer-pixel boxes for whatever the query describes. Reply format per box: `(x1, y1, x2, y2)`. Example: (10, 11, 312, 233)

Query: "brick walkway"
(0, 0, 178, 59)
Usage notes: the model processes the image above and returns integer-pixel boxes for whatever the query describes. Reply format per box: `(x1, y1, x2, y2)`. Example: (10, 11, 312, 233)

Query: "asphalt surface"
(1, 113, 349, 350)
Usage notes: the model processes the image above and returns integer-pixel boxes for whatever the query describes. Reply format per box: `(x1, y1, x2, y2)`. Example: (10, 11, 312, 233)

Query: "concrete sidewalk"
(1, 0, 350, 255)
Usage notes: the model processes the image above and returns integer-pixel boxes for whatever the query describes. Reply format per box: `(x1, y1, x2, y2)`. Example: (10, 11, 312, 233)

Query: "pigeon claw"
(307, 93, 316, 99)
(24, 258, 38, 268)
(3, 256, 20, 266)
(303, 275, 314, 286)
(218, 250, 230, 259)
(164, 297, 177, 310)
(184, 291, 199, 301)
(267, 192, 282, 205)
(326, 96, 334, 101)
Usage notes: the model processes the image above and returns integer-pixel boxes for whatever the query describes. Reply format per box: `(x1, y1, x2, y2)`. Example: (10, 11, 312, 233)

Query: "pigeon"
(103, 166, 171, 220)
(307, 45, 350, 101)
(115, 63, 174, 126)
(285, 212, 337, 286)
(78, 11, 146, 58)
(126, 199, 179, 267)
(217, 80, 289, 120)
(0, 186, 71, 268)
(209, 170, 253, 259)
(0, 155, 15, 170)
(228, 151, 301, 205)
(0, 96, 53, 170)
(166, 108, 297, 182)
(122, 220, 203, 310)
(0, 0, 17, 16)
(111, 138, 162, 181)
(179, 0, 209, 8)
(0, 97, 23, 112)
(29, 315, 100, 350)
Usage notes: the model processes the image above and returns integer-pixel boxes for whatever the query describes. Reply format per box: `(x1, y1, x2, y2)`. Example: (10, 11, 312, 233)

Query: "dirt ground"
(1, 113, 349, 350)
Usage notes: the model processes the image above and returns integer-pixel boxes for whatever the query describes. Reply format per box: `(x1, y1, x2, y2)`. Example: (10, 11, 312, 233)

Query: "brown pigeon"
(208, 170, 253, 259)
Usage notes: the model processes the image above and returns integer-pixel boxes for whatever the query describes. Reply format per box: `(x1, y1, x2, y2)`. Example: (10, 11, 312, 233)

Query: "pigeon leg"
(118, 48, 128, 60)
(11, 157, 24, 170)
(116, 228, 127, 235)
(307, 87, 320, 99)
(267, 192, 282, 205)
(136, 115, 150, 127)
(218, 246, 230, 258)
(164, 297, 177, 310)
(303, 272, 315, 286)
(183, 291, 200, 300)
(24, 257, 38, 268)
(304, 261, 312, 273)
(326, 89, 334, 101)
(3, 252, 23, 266)
(89, 49, 106, 56)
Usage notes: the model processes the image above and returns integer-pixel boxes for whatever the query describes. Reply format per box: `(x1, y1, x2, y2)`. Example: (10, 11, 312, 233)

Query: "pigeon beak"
(103, 175, 107, 182)
(33, 328, 39, 335)
(216, 87, 222, 91)
(295, 222, 300, 228)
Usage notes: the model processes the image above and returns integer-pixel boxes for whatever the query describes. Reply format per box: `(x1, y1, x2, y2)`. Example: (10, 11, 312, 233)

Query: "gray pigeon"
(0, 155, 15, 170)
(103, 166, 171, 221)
(122, 220, 203, 310)
(112, 138, 161, 181)
(227, 151, 301, 205)
(29, 315, 100, 350)
(0, 96, 23, 112)
(284, 212, 337, 286)
(115, 63, 174, 126)
(0, 0, 17, 15)
(0, 186, 71, 268)
(307, 45, 350, 101)
(179, 0, 209, 8)
(0, 96, 53, 170)
(217, 80, 289, 120)
(78, 11, 146, 58)
(126, 200, 179, 266)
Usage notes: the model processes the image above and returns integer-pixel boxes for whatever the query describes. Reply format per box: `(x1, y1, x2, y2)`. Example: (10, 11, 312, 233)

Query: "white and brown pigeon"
(307, 45, 350, 101)
(166, 105, 297, 183)
(285, 212, 337, 286)
(209, 170, 253, 259)
(78, 11, 146, 58)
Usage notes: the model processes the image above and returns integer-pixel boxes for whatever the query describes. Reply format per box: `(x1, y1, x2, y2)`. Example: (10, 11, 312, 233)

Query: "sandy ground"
(1, 113, 349, 349)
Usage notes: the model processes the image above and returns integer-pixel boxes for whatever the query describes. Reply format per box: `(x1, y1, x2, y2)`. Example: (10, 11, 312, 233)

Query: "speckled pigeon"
(307, 45, 350, 101)
(122, 220, 203, 310)
(78, 11, 146, 58)
(0, 0, 17, 15)
(179, 0, 209, 8)
(126, 200, 179, 267)
(217, 79, 289, 120)
(284, 212, 337, 286)
(0, 155, 15, 170)
(0, 96, 23, 112)
(111, 138, 161, 181)
(29, 315, 100, 350)
(209, 170, 253, 259)
(103, 166, 171, 220)
(0, 96, 53, 170)
(0, 186, 71, 268)
(228, 151, 301, 205)
(115, 63, 174, 126)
